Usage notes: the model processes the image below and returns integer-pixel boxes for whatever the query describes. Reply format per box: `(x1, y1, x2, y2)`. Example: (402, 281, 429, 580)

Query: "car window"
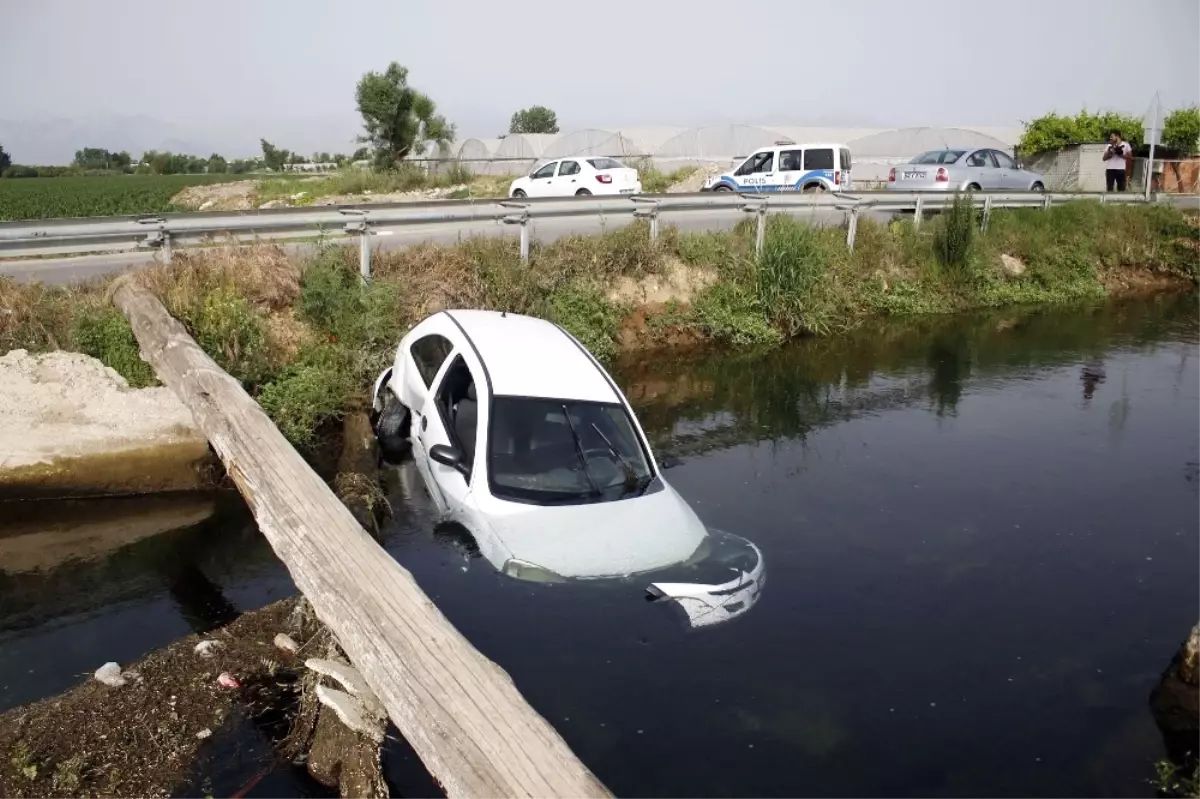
(586, 157, 623, 170)
(489, 397, 653, 505)
(804, 148, 835, 170)
(410, 334, 454, 388)
(435, 356, 479, 473)
(750, 151, 774, 173)
(558, 160, 580, 176)
(532, 162, 557, 179)
(991, 150, 1016, 169)
(912, 150, 965, 164)
(966, 150, 996, 168)
(779, 150, 803, 171)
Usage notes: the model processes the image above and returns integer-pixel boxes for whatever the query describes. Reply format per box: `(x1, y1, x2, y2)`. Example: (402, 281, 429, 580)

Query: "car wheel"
(575, 188, 592, 196)
(802, 183, 825, 194)
(375, 390, 412, 463)
(713, 184, 734, 192)
(511, 189, 526, 198)
(967, 183, 982, 191)
(1031, 182, 1045, 193)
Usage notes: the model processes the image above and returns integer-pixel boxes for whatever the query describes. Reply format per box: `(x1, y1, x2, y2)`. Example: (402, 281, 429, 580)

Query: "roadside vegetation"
(1, 202, 1194, 454)
(0, 174, 251, 220)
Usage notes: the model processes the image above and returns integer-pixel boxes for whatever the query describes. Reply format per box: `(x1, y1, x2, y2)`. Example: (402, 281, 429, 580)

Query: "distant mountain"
(0, 115, 209, 165)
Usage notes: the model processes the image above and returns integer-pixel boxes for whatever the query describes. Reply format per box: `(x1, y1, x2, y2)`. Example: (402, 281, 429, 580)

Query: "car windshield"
(911, 150, 965, 164)
(489, 397, 654, 505)
(587, 158, 624, 170)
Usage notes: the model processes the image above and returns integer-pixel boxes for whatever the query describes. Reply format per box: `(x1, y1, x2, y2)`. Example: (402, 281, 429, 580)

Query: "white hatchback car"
(371, 310, 764, 629)
(508, 157, 641, 198)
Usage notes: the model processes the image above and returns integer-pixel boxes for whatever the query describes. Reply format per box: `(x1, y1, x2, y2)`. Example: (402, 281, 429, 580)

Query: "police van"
(701, 141, 852, 193)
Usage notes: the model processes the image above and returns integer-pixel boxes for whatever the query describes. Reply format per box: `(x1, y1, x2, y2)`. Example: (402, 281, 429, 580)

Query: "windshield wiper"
(562, 404, 601, 496)
(590, 422, 639, 488)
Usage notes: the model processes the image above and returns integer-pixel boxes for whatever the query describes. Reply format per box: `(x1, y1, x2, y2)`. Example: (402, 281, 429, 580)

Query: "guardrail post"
(499, 201, 531, 264)
(913, 195, 925, 230)
(981, 195, 993, 232)
(631, 197, 661, 243)
(340, 209, 371, 282)
(738, 195, 769, 257)
(1042, 193, 1052, 212)
(845, 206, 860, 253)
(136, 216, 171, 264)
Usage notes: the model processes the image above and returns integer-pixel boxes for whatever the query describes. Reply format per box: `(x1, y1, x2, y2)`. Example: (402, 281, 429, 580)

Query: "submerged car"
(508, 157, 641, 198)
(370, 310, 764, 629)
(886, 148, 1045, 192)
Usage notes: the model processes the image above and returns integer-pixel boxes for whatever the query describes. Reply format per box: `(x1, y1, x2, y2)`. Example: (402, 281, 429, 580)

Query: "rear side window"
(779, 150, 803, 171)
(803, 148, 835, 170)
(840, 148, 852, 170)
(587, 158, 623, 170)
(559, 160, 580, 176)
(410, 334, 454, 388)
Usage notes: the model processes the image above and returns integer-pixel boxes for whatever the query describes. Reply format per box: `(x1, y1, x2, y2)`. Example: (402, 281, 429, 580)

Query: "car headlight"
(502, 558, 567, 584)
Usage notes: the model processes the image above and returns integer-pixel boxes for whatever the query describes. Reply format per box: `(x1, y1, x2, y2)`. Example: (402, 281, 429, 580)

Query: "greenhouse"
(439, 123, 1024, 181)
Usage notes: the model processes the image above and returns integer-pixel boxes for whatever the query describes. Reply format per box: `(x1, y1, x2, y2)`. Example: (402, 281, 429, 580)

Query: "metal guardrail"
(0, 190, 1156, 276)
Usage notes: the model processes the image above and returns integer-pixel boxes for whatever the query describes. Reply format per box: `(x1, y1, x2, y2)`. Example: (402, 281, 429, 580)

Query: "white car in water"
(508, 157, 641, 198)
(370, 310, 764, 629)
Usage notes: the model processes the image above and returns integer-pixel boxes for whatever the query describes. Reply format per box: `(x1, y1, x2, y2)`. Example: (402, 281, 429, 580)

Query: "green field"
(0, 175, 247, 221)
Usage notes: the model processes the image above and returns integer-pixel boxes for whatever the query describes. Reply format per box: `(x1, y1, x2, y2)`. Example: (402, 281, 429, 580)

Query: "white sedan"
(371, 310, 764, 629)
(508, 157, 641, 198)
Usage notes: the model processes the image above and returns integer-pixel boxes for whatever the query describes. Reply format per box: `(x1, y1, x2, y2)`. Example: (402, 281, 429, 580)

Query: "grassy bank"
(1, 201, 1194, 454)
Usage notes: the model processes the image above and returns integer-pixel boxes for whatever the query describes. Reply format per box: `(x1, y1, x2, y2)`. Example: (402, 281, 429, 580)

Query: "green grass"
(0, 174, 247, 221)
(2, 201, 1194, 461)
(633, 162, 699, 193)
(256, 164, 477, 204)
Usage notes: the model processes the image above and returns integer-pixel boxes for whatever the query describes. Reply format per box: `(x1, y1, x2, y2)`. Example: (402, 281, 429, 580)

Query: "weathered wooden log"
(111, 278, 610, 799)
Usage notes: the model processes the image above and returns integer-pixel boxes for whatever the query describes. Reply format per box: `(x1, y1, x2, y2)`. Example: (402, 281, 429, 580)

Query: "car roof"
(444, 310, 620, 403)
(752, 142, 847, 152)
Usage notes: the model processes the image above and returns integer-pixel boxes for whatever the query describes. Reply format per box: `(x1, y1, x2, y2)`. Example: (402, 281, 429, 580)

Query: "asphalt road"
(0, 206, 891, 286)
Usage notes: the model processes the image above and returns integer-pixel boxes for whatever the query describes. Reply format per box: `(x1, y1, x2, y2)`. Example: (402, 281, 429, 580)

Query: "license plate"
(619, 188, 636, 193)
(903, 171, 926, 179)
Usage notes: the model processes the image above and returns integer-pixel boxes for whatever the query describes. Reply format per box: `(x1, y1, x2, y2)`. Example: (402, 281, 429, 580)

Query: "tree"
(352, 146, 370, 162)
(0, 144, 10, 174)
(1162, 107, 1200, 155)
(207, 153, 229, 173)
(1018, 109, 1145, 156)
(355, 62, 454, 170)
(261, 138, 288, 171)
(509, 105, 559, 134)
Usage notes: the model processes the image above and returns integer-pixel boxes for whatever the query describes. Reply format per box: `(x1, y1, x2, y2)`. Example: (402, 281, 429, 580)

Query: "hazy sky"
(3, 0, 1198, 160)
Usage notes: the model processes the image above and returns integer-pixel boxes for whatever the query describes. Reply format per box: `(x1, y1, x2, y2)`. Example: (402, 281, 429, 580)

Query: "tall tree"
(509, 106, 559, 134)
(0, 144, 11, 173)
(207, 153, 229, 173)
(355, 62, 454, 169)
(260, 139, 288, 171)
(1162, 106, 1200, 154)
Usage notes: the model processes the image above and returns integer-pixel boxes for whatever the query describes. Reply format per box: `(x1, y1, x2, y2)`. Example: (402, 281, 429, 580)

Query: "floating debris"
(274, 633, 300, 654)
(194, 640, 224, 658)
(217, 672, 241, 689)
(94, 662, 126, 688)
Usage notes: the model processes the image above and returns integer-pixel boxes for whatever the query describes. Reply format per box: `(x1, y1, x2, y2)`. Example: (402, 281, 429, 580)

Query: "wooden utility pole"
(111, 278, 611, 799)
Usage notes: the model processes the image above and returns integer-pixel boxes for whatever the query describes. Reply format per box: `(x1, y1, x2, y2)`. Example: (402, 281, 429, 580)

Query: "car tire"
(375, 390, 412, 463)
(512, 189, 527, 198)
(575, 188, 592, 196)
(967, 183, 982, 191)
(1031, 182, 1045, 193)
(713, 184, 734, 192)
(802, 183, 825, 194)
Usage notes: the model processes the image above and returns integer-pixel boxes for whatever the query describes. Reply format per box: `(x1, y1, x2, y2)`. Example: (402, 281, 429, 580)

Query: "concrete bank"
(0, 349, 214, 499)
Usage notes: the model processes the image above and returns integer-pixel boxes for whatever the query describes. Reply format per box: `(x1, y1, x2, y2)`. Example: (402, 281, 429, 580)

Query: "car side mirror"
(429, 443, 468, 476)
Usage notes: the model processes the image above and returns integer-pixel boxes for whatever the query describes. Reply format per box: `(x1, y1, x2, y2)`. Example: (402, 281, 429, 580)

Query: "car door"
(556, 159, 583, 194)
(418, 352, 482, 517)
(396, 330, 456, 502)
(964, 149, 999, 189)
(989, 149, 1019, 189)
(735, 149, 777, 192)
(778, 149, 804, 191)
(527, 161, 558, 197)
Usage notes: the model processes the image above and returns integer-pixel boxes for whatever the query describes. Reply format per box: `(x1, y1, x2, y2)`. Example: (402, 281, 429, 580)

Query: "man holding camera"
(1103, 130, 1133, 192)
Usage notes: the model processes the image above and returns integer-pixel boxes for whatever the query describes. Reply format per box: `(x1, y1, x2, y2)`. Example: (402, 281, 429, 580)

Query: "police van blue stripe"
(715, 169, 839, 192)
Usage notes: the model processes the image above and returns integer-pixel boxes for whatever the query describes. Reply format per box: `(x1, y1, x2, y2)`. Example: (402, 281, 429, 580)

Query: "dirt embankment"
(0, 350, 214, 498)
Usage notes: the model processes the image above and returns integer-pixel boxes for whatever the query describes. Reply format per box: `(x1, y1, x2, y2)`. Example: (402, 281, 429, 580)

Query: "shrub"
(934, 192, 975, 274)
(755, 215, 839, 335)
(1162, 106, 1200, 155)
(544, 287, 624, 362)
(258, 354, 355, 450)
(191, 284, 271, 385)
(1018, 109, 1145, 156)
(73, 307, 156, 387)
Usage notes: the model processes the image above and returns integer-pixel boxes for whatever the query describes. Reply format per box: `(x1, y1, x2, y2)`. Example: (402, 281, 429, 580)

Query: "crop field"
(0, 175, 247, 221)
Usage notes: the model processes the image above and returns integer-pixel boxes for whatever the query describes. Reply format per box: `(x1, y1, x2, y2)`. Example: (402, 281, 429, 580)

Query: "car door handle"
(421, 416, 428, 432)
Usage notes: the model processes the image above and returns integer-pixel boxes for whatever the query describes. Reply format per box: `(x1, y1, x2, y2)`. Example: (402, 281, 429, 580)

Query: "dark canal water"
(2, 293, 1197, 797)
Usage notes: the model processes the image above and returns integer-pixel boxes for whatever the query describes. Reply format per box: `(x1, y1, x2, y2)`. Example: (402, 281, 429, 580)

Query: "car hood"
(483, 482, 709, 580)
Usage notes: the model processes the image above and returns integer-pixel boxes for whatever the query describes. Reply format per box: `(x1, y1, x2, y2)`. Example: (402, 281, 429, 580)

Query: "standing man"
(1103, 130, 1133, 192)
